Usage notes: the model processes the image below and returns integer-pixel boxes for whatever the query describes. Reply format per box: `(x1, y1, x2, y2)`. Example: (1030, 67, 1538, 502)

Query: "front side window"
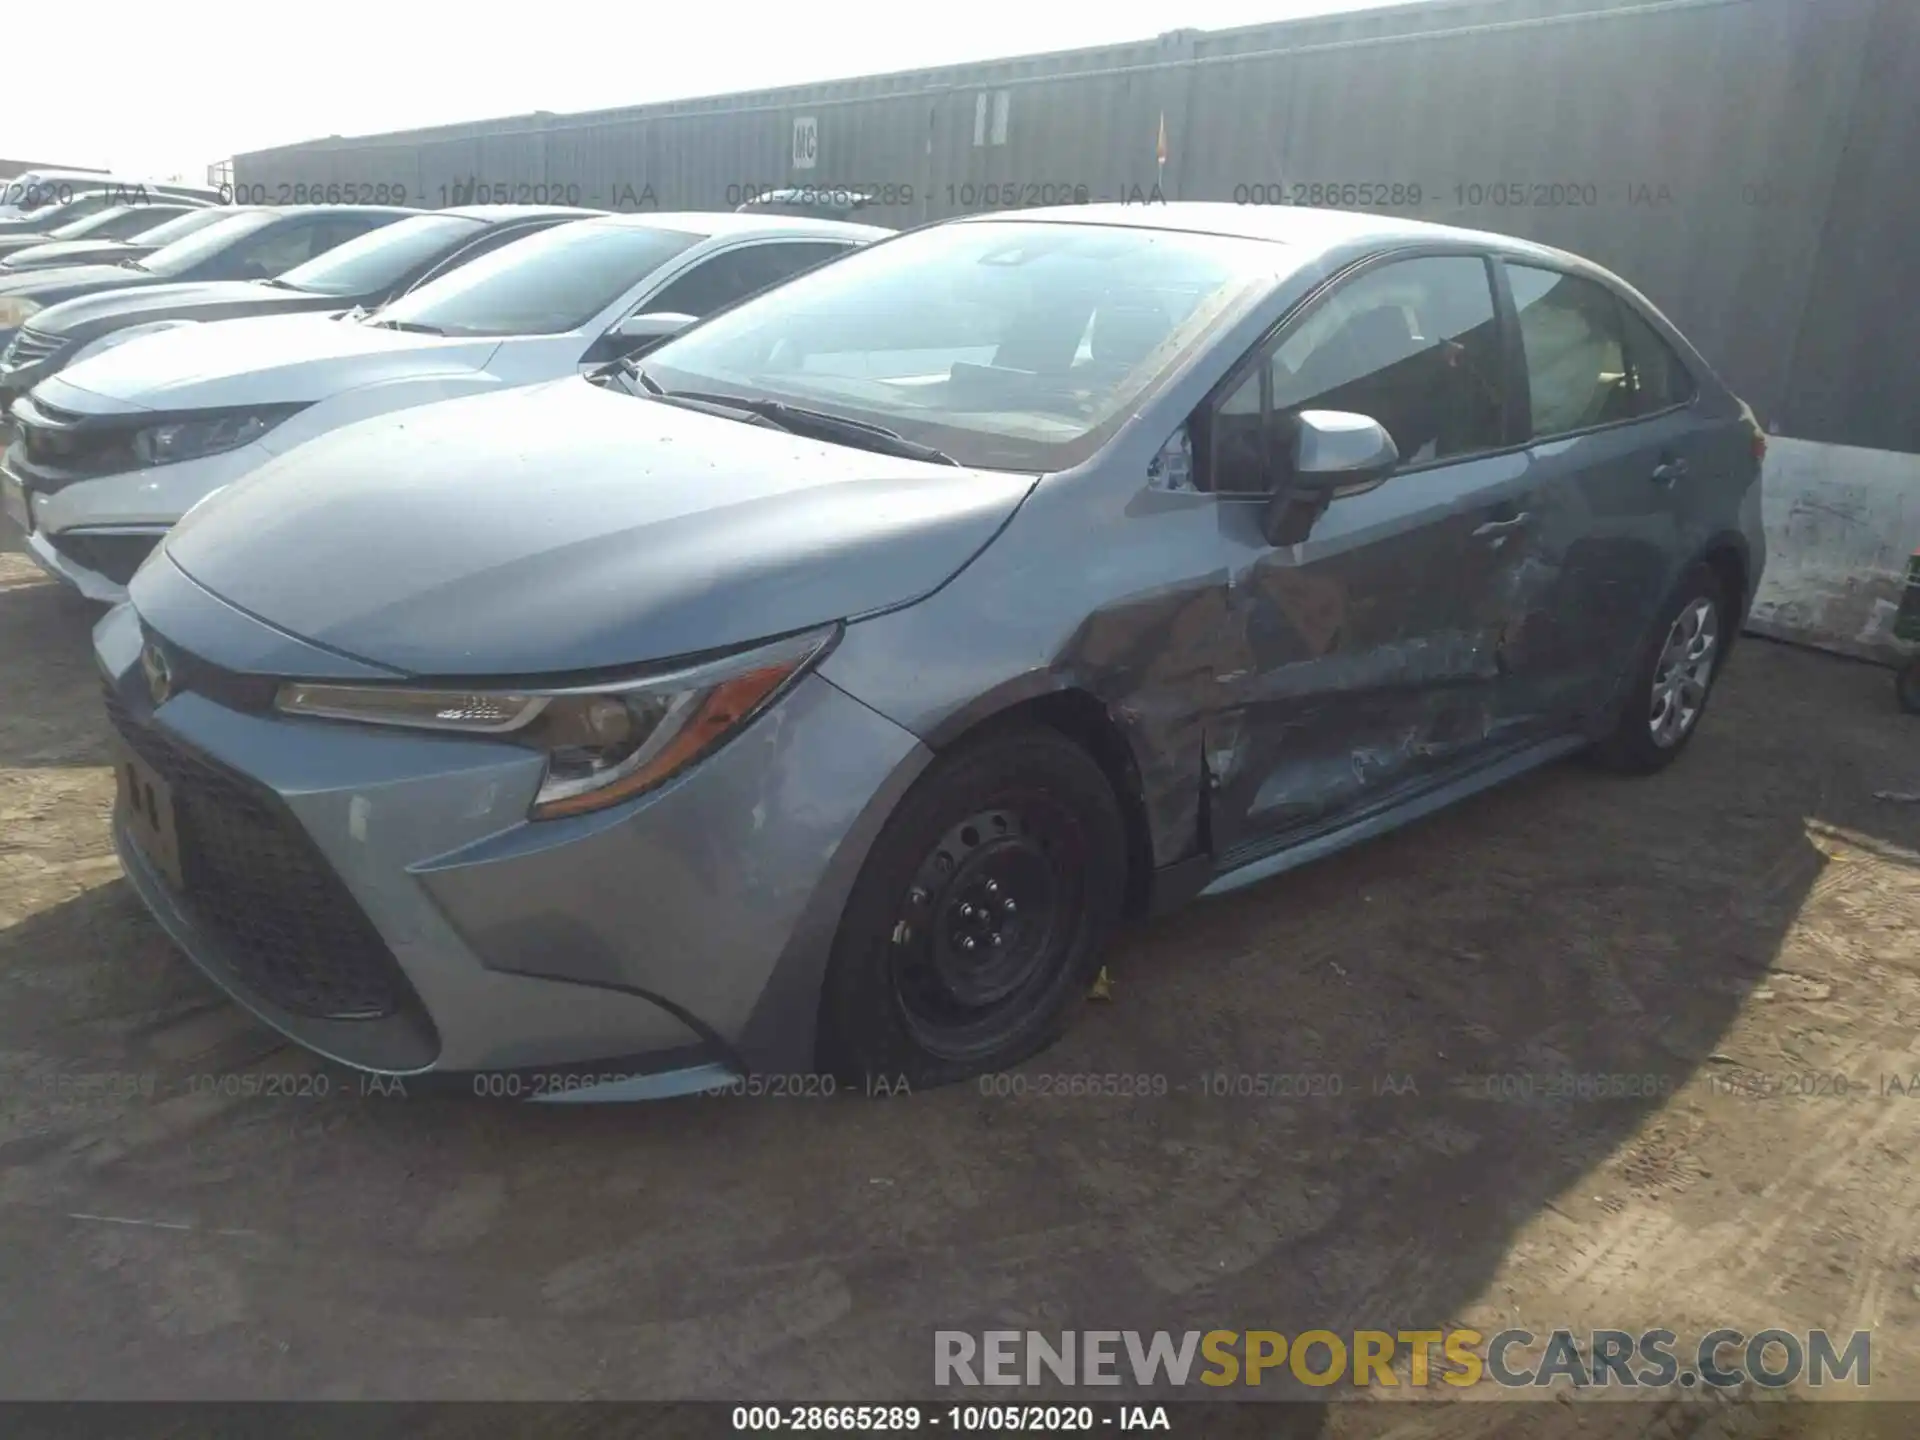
(403, 223, 551, 293)
(1210, 253, 1506, 492)
(647, 242, 851, 317)
(1510, 265, 1634, 438)
(375, 221, 704, 336)
(227, 220, 336, 278)
(641, 220, 1288, 472)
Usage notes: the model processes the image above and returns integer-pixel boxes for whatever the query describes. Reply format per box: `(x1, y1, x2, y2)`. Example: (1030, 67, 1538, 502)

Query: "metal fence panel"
(231, 0, 1915, 454)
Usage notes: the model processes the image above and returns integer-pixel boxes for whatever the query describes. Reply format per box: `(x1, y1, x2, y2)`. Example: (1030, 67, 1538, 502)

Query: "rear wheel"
(816, 727, 1126, 1088)
(1897, 657, 1920, 716)
(1595, 562, 1729, 773)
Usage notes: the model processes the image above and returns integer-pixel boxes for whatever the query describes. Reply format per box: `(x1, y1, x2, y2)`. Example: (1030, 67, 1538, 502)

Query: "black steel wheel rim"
(888, 796, 1087, 1062)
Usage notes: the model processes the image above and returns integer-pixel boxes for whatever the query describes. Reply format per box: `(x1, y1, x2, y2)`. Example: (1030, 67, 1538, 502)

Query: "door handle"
(1472, 512, 1532, 539)
(1652, 457, 1690, 485)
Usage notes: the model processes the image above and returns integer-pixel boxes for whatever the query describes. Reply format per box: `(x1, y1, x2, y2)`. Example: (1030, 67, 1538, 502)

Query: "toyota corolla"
(95, 204, 1766, 1099)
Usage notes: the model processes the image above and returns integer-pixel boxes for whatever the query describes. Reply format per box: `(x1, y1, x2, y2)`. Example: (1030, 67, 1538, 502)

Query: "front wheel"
(816, 727, 1127, 1089)
(1595, 562, 1730, 773)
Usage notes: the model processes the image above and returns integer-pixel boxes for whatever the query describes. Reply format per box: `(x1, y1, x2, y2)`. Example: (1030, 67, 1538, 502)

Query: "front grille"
(3, 327, 66, 368)
(48, 531, 161, 586)
(104, 684, 421, 1022)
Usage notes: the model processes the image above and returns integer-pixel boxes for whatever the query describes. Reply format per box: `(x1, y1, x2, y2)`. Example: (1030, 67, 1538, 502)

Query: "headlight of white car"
(131, 405, 306, 467)
(0, 297, 42, 328)
(273, 625, 839, 819)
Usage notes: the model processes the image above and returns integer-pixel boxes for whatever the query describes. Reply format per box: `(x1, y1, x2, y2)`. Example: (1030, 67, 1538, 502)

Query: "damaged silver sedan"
(96, 203, 1766, 1097)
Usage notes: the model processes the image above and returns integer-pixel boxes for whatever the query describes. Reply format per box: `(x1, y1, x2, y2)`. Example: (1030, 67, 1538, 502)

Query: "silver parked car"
(95, 203, 1766, 1098)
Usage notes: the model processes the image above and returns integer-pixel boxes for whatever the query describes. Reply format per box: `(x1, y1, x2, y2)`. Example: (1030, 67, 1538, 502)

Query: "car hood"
(159, 378, 1037, 676)
(37, 311, 503, 412)
(24, 279, 312, 335)
(0, 239, 140, 271)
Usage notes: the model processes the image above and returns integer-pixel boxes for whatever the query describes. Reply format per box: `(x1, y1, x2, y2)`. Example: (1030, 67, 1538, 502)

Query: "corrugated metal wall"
(234, 0, 1916, 454)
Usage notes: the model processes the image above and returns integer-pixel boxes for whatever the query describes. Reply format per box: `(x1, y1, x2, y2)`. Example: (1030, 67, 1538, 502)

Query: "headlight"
(274, 625, 838, 819)
(132, 406, 304, 467)
(0, 297, 41, 328)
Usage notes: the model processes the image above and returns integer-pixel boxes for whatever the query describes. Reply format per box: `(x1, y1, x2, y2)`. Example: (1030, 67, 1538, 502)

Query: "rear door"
(1203, 250, 1539, 856)
(1493, 261, 1698, 731)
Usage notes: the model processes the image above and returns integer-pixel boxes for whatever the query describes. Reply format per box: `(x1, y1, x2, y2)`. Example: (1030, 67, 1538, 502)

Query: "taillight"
(1738, 400, 1766, 462)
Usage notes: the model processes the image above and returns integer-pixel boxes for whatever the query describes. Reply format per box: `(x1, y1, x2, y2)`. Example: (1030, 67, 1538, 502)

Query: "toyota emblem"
(140, 641, 173, 707)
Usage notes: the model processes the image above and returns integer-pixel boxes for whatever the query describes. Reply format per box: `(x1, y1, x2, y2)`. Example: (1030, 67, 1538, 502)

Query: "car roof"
(14, 172, 219, 193)
(243, 204, 423, 217)
(582, 210, 891, 242)
(439, 204, 608, 222)
(958, 200, 1591, 268)
(747, 187, 873, 203)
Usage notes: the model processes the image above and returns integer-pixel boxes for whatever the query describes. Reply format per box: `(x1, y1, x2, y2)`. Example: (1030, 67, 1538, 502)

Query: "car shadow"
(0, 639, 1912, 1412)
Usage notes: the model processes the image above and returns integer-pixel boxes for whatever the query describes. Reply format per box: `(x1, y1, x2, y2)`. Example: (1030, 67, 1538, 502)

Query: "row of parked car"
(0, 200, 886, 596)
(0, 190, 1767, 1101)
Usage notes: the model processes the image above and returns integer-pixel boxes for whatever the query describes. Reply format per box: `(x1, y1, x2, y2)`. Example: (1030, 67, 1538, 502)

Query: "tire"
(816, 726, 1127, 1089)
(1594, 562, 1730, 774)
(1898, 657, 1920, 716)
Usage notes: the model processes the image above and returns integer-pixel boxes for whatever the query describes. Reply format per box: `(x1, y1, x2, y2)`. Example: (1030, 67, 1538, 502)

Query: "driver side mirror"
(582, 311, 696, 366)
(1260, 410, 1399, 546)
(612, 310, 696, 354)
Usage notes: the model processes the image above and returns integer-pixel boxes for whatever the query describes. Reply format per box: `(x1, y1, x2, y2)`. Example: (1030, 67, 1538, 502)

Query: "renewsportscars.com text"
(934, 1327, 1871, 1389)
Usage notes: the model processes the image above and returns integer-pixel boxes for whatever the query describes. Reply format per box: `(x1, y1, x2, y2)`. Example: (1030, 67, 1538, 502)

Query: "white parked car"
(1, 212, 884, 600)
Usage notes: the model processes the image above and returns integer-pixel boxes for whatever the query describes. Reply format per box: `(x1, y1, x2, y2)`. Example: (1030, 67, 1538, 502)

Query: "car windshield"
(127, 207, 238, 246)
(275, 213, 486, 297)
(10, 196, 92, 225)
(46, 207, 138, 240)
(137, 210, 280, 276)
(639, 219, 1286, 472)
(374, 221, 703, 336)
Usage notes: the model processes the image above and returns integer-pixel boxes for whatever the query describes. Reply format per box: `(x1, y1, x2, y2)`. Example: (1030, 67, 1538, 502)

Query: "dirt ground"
(2, 533, 1917, 1434)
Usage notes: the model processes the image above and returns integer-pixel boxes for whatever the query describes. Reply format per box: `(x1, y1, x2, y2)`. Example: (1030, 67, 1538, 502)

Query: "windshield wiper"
(587, 354, 656, 389)
(116, 259, 150, 272)
(370, 318, 445, 335)
(651, 387, 960, 466)
(256, 277, 304, 290)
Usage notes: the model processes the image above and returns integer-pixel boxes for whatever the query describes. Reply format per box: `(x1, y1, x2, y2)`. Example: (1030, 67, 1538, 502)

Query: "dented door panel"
(1210, 447, 1537, 857)
(819, 432, 1541, 877)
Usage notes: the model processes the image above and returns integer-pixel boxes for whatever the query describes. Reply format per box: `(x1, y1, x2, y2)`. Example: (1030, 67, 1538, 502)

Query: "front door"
(1201, 251, 1538, 860)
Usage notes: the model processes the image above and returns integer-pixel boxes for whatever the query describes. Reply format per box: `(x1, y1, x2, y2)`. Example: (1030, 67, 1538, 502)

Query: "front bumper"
(0, 346, 61, 412)
(21, 525, 161, 603)
(6, 438, 274, 602)
(94, 592, 929, 1094)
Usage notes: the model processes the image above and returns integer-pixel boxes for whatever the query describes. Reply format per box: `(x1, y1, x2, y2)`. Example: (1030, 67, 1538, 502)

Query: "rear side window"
(1616, 302, 1696, 413)
(1509, 265, 1635, 438)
